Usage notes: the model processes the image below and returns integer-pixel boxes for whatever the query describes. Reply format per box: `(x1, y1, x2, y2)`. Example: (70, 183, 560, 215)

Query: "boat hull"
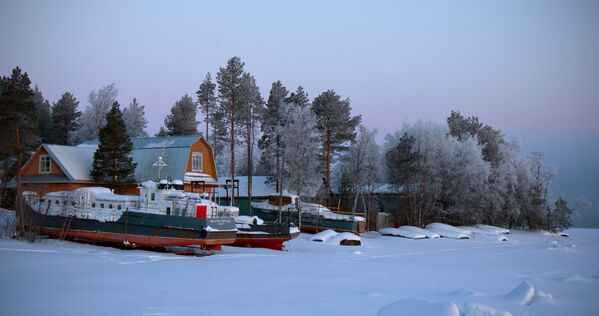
(232, 227, 300, 251)
(24, 204, 237, 249)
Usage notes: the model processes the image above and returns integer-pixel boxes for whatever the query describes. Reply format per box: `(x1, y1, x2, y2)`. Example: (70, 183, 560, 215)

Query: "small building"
(20, 135, 219, 196)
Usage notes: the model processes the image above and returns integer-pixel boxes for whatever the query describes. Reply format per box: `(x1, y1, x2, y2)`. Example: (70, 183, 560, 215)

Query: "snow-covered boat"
(251, 195, 366, 234)
(425, 223, 471, 239)
(21, 181, 238, 250)
(231, 216, 300, 250)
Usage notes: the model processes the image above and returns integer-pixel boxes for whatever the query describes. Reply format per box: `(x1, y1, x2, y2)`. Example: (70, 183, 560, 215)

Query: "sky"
(1, 0, 598, 226)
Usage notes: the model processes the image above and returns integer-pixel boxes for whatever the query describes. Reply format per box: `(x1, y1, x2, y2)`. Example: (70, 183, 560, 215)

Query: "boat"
(21, 180, 238, 250)
(251, 195, 366, 234)
(231, 216, 300, 250)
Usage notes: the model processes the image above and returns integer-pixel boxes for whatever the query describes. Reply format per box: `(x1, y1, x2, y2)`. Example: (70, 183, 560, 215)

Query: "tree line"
(0, 61, 583, 231)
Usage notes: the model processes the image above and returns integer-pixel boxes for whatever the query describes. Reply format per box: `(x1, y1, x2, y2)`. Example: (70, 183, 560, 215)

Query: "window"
(109, 204, 113, 209)
(100, 203, 104, 209)
(191, 152, 203, 171)
(166, 207, 171, 215)
(39, 155, 51, 174)
(117, 205, 122, 210)
(71, 202, 76, 206)
(92, 202, 96, 208)
(55, 200, 59, 204)
(151, 193, 155, 201)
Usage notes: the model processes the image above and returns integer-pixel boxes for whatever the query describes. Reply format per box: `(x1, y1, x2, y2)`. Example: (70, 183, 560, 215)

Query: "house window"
(39, 155, 51, 174)
(192, 152, 203, 172)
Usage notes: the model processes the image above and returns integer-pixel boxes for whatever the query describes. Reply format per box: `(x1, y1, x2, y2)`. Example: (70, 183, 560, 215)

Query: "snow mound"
(400, 225, 441, 238)
(310, 229, 338, 242)
(425, 223, 471, 239)
(475, 224, 510, 234)
(377, 299, 460, 316)
(463, 302, 512, 316)
(310, 230, 361, 245)
(329, 232, 361, 245)
(502, 281, 535, 305)
(378, 227, 426, 239)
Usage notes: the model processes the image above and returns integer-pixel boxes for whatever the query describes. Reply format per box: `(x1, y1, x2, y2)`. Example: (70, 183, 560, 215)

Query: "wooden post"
(15, 128, 25, 237)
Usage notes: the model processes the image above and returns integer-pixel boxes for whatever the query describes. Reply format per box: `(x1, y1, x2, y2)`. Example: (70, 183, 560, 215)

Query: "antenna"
(153, 147, 167, 180)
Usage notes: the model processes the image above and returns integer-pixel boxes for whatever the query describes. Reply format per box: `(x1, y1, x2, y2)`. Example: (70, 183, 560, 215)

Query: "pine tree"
(32, 86, 52, 143)
(258, 80, 289, 192)
(160, 95, 199, 136)
(71, 83, 118, 144)
(197, 72, 217, 143)
(286, 86, 310, 107)
(215, 56, 245, 206)
(553, 197, 572, 232)
(122, 98, 148, 138)
(51, 92, 81, 145)
(311, 90, 361, 200)
(0, 67, 39, 183)
(91, 102, 137, 189)
(238, 72, 264, 209)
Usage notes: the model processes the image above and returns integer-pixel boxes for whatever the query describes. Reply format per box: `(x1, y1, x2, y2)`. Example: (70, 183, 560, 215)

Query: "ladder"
(58, 216, 73, 240)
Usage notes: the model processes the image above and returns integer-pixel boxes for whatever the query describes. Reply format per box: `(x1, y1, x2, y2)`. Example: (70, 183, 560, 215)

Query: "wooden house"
(20, 136, 219, 196)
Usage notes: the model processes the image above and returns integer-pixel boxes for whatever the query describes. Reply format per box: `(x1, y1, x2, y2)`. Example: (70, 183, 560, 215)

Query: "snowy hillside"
(1, 229, 598, 315)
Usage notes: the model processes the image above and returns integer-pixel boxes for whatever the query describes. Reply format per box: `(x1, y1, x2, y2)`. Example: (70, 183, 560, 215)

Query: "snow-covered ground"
(1, 227, 598, 315)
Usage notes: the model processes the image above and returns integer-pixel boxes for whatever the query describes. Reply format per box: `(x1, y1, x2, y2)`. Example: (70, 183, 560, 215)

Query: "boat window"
(40, 199, 45, 202)
(109, 204, 113, 209)
(151, 193, 155, 201)
(71, 202, 76, 206)
(100, 203, 104, 208)
(63, 201, 67, 205)
(92, 202, 96, 208)
(166, 207, 171, 215)
(117, 205, 121, 210)
(55, 200, 59, 204)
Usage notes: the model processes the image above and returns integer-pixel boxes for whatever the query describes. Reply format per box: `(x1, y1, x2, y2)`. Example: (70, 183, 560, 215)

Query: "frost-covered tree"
(197, 72, 217, 143)
(524, 151, 555, 230)
(51, 92, 81, 145)
(279, 104, 320, 196)
(339, 126, 382, 213)
(159, 95, 199, 136)
(91, 102, 136, 189)
(71, 83, 118, 144)
(215, 57, 245, 205)
(32, 86, 52, 143)
(122, 98, 148, 137)
(311, 90, 361, 199)
(258, 80, 289, 192)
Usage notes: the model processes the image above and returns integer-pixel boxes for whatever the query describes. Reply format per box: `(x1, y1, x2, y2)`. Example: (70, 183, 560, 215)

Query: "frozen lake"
(1, 229, 598, 315)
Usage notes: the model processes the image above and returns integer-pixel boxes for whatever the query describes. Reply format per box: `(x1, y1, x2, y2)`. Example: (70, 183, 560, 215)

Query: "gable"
(186, 137, 217, 179)
(22, 146, 65, 177)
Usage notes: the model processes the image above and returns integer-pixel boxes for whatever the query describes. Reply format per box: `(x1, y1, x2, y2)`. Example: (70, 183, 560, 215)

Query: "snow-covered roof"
(43, 144, 95, 181)
(79, 135, 201, 150)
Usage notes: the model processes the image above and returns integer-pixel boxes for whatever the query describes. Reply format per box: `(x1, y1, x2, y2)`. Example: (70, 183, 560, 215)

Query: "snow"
(235, 216, 264, 226)
(43, 144, 96, 181)
(377, 299, 460, 316)
(310, 229, 361, 245)
(1, 227, 598, 315)
(426, 222, 472, 239)
(310, 229, 338, 242)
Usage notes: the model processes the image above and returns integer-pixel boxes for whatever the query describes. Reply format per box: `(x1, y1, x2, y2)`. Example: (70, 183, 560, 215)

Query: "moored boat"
(22, 181, 238, 250)
(231, 216, 300, 250)
(251, 195, 366, 234)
